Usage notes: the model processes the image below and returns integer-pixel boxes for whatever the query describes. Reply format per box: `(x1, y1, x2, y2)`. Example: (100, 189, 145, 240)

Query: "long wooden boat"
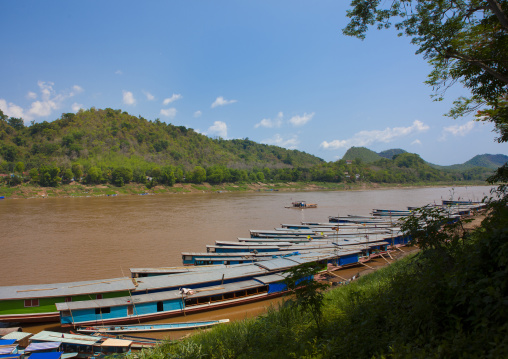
(55, 252, 342, 327)
(76, 319, 230, 334)
(0, 277, 136, 323)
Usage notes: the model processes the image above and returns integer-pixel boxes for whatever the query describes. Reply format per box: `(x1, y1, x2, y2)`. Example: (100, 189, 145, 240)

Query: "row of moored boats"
(0, 199, 485, 357)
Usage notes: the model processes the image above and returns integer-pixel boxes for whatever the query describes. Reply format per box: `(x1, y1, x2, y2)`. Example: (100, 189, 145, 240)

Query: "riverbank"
(0, 180, 487, 199)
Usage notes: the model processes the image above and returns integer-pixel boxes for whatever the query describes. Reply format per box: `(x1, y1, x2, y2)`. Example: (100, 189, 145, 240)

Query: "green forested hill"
(378, 148, 407, 159)
(0, 108, 499, 189)
(443, 154, 508, 170)
(342, 147, 382, 163)
(0, 108, 324, 171)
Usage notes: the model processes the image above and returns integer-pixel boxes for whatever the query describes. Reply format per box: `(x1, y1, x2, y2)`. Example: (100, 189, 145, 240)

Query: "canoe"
(77, 319, 230, 334)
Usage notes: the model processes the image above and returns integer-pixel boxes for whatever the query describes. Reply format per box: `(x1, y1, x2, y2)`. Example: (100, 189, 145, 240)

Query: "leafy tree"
(14, 162, 25, 174)
(187, 166, 205, 184)
(61, 168, 74, 184)
(112, 166, 133, 187)
(284, 262, 329, 332)
(85, 166, 103, 184)
(38, 165, 61, 187)
(343, 0, 508, 143)
(71, 163, 83, 181)
(7, 117, 24, 130)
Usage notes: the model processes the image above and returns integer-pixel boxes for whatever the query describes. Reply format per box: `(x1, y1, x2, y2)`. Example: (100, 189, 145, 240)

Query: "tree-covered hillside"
(0, 108, 323, 172)
(0, 108, 497, 189)
(342, 147, 382, 163)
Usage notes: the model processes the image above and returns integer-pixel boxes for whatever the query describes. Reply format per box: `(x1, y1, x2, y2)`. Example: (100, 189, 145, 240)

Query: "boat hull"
(62, 291, 284, 327)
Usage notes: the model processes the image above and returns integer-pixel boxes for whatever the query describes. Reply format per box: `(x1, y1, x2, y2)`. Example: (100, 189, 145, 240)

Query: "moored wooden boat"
(76, 319, 230, 334)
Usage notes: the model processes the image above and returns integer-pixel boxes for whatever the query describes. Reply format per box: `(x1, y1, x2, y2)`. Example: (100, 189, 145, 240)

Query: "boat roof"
(57, 279, 265, 311)
(25, 342, 62, 352)
(101, 339, 132, 347)
(1, 332, 32, 341)
(29, 331, 101, 345)
(215, 241, 293, 247)
(27, 352, 62, 359)
(132, 262, 269, 292)
(0, 278, 135, 300)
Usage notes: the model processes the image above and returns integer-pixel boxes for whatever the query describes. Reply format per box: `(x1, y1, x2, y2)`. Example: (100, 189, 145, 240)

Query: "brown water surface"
(0, 186, 491, 286)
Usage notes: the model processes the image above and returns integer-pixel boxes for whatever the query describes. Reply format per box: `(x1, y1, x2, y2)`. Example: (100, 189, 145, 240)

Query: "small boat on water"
(77, 319, 230, 334)
(285, 201, 317, 209)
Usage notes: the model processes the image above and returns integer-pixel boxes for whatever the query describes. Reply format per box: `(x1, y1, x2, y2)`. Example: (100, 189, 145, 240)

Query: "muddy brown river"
(0, 186, 493, 337)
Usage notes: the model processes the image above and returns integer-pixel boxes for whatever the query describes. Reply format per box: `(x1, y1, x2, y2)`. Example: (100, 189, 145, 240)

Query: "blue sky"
(1, 1, 506, 165)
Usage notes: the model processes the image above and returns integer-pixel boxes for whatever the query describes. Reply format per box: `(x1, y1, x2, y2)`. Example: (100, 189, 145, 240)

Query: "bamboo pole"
(326, 270, 348, 281)
(380, 253, 390, 264)
(359, 262, 375, 270)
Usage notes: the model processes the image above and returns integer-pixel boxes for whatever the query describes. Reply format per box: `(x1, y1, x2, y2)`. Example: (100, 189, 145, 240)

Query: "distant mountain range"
(342, 146, 508, 171)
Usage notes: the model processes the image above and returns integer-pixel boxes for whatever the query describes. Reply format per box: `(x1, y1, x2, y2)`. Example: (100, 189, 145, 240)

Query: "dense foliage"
(0, 108, 495, 189)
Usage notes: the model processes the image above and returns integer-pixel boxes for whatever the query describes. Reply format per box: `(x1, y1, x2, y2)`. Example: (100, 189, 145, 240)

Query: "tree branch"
(485, 0, 508, 31)
(446, 50, 508, 84)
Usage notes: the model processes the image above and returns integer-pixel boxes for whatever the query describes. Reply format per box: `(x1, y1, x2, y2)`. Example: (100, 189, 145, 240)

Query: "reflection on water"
(0, 186, 491, 286)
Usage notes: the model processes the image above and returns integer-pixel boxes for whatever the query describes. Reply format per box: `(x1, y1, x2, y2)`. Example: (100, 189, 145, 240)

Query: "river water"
(0, 185, 492, 287)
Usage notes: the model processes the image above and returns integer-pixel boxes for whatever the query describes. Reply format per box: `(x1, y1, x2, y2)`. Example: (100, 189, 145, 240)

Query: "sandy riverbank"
(0, 180, 486, 199)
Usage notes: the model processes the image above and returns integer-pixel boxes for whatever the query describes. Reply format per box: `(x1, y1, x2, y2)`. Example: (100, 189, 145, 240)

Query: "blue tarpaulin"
(27, 352, 63, 359)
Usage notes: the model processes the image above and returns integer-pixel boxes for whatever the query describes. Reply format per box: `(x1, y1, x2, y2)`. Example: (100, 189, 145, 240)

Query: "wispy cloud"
(321, 120, 429, 150)
(289, 112, 314, 127)
(122, 90, 136, 105)
(442, 120, 475, 138)
(262, 134, 299, 149)
(255, 112, 284, 128)
(0, 99, 25, 119)
(211, 96, 237, 108)
(143, 91, 155, 101)
(208, 121, 228, 138)
(163, 94, 182, 105)
(115, 70, 123, 75)
(0, 82, 84, 122)
(194, 110, 202, 118)
(160, 108, 177, 119)
(411, 139, 422, 145)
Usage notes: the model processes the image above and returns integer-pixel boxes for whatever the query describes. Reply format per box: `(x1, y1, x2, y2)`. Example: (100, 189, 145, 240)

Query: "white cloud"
(262, 134, 299, 149)
(321, 120, 429, 150)
(122, 91, 136, 105)
(411, 139, 422, 145)
(442, 121, 475, 137)
(143, 91, 155, 101)
(72, 103, 83, 112)
(207, 121, 228, 138)
(289, 112, 314, 127)
(194, 110, 202, 118)
(163, 94, 182, 105)
(115, 70, 123, 75)
(255, 112, 284, 128)
(1, 82, 83, 122)
(160, 108, 177, 118)
(0, 99, 25, 119)
(211, 96, 237, 108)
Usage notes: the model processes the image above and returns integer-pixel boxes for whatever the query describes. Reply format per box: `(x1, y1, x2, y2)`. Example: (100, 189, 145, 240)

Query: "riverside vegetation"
(129, 184, 508, 359)
(0, 108, 500, 198)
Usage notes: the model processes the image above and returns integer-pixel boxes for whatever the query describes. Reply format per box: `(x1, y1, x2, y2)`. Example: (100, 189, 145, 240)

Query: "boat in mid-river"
(77, 319, 230, 334)
(285, 200, 317, 209)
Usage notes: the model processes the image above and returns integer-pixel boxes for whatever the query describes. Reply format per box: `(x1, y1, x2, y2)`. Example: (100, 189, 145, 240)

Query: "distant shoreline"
(0, 180, 489, 200)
